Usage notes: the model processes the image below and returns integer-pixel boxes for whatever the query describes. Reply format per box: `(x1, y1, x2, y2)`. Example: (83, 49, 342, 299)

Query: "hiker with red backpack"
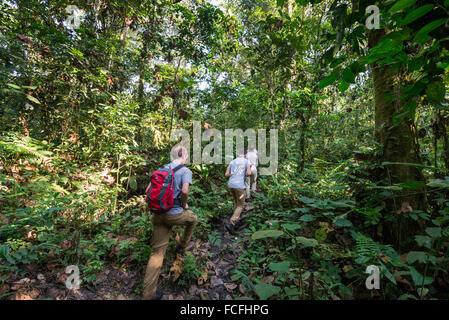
(142, 146, 197, 300)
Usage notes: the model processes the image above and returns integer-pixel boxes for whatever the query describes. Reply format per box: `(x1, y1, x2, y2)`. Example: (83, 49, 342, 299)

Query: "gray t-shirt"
(165, 162, 192, 215)
(227, 157, 249, 189)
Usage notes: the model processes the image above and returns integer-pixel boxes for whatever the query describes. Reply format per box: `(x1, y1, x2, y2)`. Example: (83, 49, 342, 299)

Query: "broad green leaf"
(409, 266, 433, 286)
(398, 293, 418, 300)
(254, 283, 281, 300)
(338, 79, 349, 93)
(427, 178, 449, 188)
(400, 4, 434, 26)
(426, 81, 446, 105)
(417, 287, 429, 296)
(297, 196, 315, 204)
(268, 261, 290, 276)
(388, 0, 417, 14)
(299, 214, 315, 222)
(293, 207, 310, 213)
(328, 199, 355, 208)
(413, 19, 446, 43)
(282, 223, 302, 232)
(425, 227, 441, 238)
(284, 287, 300, 296)
(397, 180, 426, 190)
(407, 56, 424, 71)
(296, 236, 318, 248)
(318, 72, 339, 89)
(7, 83, 21, 90)
(406, 251, 426, 264)
(334, 217, 353, 227)
(26, 94, 41, 104)
(252, 229, 284, 240)
(342, 68, 355, 83)
(415, 235, 432, 248)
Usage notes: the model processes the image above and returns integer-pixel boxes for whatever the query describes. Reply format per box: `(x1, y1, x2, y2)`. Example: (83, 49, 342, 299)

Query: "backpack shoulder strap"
(172, 164, 185, 173)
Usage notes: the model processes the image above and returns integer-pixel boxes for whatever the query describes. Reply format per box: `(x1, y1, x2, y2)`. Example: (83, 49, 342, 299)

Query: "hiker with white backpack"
(225, 148, 252, 234)
(245, 145, 258, 200)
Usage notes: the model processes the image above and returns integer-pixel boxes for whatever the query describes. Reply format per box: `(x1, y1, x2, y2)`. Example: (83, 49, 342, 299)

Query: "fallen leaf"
(11, 164, 19, 173)
(189, 285, 198, 296)
(224, 283, 237, 292)
(197, 272, 208, 286)
(259, 275, 274, 284)
(206, 261, 215, 270)
(170, 254, 184, 282)
(11, 288, 40, 300)
(56, 270, 67, 284)
(248, 272, 257, 280)
(378, 254, 389, 263)
(395, 275, 414, 291)
(210, 276, 223, 288)
(11, 278, 31, 291)
(199, 290, 208, 300)
(343, 265, 353, 273)
(400, 253, 408, 264)
(0, 284, 9, 295)
(59, 240, 72, 250)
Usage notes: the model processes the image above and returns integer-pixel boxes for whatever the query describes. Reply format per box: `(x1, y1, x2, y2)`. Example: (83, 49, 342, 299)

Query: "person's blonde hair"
(172, 145, 187, 160)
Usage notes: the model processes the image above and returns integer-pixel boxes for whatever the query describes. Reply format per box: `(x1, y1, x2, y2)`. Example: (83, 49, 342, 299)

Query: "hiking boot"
(174, 241, 195, 255)
(235, 221, 249, 231)
(225, 221, 237, 235)
(152, 289, 164, 300)
(244, 205, 255, 212)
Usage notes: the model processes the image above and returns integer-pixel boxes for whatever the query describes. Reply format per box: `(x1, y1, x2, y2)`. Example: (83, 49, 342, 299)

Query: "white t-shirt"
(247, 150, 258, 167)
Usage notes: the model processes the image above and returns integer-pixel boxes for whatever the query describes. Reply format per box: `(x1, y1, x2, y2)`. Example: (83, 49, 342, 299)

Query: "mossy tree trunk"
(368, 29, 427, 251)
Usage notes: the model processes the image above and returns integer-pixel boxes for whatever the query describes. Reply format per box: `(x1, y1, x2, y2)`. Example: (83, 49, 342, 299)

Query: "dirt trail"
(158, 213, 249, 300)
(3, 206, 254, 300)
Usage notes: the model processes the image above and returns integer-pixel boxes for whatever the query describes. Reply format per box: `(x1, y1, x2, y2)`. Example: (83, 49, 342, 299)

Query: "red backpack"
(145, 164, 185, 213)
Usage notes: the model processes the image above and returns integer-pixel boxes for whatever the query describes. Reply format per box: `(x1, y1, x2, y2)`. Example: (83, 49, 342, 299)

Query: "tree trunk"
(368, 29, 426, 251)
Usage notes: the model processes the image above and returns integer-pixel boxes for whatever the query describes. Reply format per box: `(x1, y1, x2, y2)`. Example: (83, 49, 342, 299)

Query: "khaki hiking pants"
(245, 166, 257, 199)
(229, 188, 246, 225)
(142, 209, 197, 300)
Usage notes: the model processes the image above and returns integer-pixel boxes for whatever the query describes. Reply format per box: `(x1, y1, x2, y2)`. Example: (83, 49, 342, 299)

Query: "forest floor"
(2, 204, 255, 300)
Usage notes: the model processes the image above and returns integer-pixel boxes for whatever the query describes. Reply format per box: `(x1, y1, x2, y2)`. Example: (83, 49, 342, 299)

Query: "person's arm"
(145, 182, 151, 194)
(225, 167, 231, 177)
(181, 182, 189, 209)
(246, 164, 251, 176)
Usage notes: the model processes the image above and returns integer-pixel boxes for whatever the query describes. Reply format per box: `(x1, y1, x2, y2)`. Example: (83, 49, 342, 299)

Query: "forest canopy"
(0, 0, 448, 301)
